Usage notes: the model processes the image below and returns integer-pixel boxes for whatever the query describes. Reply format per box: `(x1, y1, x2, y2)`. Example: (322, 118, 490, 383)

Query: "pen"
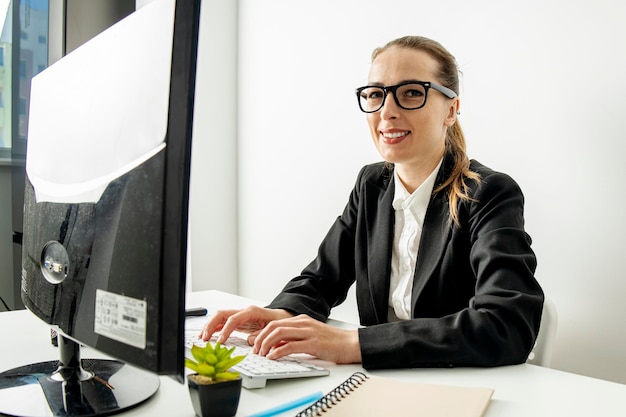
(247, 391, 324, 417)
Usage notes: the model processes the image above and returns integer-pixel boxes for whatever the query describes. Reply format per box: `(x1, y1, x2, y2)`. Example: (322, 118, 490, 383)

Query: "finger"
(251, 314, 314, 350)
(217, 307, 263, 343)
(199, 310, 240, 340)
(266, 340, 307, 360)
(250, 318, 287, 353)
(256, 325, 314, 357)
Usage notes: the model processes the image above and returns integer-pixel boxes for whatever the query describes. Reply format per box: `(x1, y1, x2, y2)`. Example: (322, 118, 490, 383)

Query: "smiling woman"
(200, 35, 544, 371)
(233, 0, 626, 386)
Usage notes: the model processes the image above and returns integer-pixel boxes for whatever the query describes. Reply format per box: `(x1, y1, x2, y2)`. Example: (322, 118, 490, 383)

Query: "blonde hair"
(373, 36, 480, 227)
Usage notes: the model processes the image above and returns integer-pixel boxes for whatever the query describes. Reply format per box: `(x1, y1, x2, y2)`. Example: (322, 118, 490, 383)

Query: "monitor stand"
(0, 334, 160, 417)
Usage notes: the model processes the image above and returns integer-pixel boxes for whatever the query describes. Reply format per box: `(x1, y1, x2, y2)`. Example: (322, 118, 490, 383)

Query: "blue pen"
(247, 391, 324, 417)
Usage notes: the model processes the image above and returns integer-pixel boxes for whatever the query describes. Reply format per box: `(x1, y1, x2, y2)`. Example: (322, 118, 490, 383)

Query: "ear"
(444, 98, 460, 127)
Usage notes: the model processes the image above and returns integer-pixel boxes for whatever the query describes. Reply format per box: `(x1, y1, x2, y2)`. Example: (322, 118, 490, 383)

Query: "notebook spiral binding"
(295, 372, 369, 417)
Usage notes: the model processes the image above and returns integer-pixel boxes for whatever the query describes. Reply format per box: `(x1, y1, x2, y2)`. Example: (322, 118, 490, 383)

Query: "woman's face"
(366, 47, 458, 171)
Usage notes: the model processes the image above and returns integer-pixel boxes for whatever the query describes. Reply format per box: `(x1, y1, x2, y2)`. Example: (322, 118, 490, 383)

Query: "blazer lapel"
(410, 191, 451, 313)
(410, 159, 453, 316)
(363, 174, 395, 323)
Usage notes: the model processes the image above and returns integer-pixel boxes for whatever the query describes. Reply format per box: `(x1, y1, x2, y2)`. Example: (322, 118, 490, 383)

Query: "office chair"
(527, 296, 558, 367)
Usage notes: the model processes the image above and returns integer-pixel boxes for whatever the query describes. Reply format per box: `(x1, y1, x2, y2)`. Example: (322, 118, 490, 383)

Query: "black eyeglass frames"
(355, 80, 457, 113)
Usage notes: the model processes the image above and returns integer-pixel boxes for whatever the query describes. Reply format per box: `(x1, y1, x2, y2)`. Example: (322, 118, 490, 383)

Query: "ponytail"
(435, 121, 481, 227)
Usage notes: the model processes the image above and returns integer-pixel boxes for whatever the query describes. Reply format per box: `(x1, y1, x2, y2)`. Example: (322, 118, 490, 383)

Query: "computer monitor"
(0, 0, 200, 415)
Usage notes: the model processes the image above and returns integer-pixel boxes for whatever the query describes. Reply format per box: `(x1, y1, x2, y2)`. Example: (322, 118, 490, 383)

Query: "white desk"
(1, 290, 625, 416)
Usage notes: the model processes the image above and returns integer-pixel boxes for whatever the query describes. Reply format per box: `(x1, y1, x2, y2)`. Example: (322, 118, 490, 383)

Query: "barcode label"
(94, 289, 147, 349)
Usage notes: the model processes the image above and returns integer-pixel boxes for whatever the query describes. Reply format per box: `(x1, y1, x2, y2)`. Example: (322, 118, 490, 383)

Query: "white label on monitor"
(94, 289, 147, 349)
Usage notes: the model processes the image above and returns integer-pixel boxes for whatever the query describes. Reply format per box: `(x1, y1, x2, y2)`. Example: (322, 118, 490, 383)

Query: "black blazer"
(268, 155, 544, 369)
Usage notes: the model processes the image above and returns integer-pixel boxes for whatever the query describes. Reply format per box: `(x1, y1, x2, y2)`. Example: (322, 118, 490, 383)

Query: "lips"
(380, 130, 410, 144)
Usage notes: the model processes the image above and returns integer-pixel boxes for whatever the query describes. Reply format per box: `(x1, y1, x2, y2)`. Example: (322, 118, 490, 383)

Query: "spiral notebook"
(295, 372, 494, 417)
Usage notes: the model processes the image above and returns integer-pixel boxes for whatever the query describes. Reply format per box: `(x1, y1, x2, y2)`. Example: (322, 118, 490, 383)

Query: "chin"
(376, 148, 403, 165)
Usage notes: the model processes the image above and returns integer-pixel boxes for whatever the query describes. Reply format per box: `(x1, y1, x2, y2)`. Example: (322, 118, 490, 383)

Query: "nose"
(379, 91, 400, 119)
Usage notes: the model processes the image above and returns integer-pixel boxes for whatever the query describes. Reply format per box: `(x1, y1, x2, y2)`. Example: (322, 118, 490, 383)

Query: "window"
(19, 60, 26, 79)
(0, 0, 49, 154)
(18, 98, 25, 116)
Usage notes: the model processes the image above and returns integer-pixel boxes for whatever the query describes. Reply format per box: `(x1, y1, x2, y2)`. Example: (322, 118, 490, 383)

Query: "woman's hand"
(250, 314, 362, 364)
(199, 305, 293, 344)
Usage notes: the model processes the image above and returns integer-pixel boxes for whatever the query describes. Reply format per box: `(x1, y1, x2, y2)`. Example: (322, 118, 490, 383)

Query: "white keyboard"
(184, 332, 329, 389)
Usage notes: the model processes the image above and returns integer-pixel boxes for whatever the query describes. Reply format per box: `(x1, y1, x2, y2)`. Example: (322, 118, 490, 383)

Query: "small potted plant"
(185, 342, 246, 417)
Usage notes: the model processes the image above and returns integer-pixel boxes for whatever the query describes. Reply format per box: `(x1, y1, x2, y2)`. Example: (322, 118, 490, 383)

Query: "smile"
(382, 131, 410, 139)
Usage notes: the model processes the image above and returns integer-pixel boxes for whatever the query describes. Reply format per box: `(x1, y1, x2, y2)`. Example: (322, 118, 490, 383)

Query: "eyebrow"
(366, 79, 426, 87)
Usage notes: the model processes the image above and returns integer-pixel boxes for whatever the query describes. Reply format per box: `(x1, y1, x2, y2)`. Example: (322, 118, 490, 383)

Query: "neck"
(395, 157, 442, 194)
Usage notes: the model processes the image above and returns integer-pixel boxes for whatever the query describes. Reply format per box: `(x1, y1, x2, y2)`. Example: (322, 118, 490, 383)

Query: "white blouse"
(388, 160, 442, 321)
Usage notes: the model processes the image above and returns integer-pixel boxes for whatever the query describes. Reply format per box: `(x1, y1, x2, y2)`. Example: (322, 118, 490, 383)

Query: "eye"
(363, 89, 383, 100)
(403, 88, 424, 98)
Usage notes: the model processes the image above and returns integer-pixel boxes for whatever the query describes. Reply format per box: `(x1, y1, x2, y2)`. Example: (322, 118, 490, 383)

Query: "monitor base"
(0, 336, 160, 417)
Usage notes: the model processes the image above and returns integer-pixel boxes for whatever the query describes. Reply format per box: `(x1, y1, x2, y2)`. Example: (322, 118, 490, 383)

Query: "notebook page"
(319, 374, 493, 417)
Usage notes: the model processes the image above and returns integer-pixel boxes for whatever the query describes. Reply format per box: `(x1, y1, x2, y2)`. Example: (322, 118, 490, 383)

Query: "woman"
(200, 35, 544, 369)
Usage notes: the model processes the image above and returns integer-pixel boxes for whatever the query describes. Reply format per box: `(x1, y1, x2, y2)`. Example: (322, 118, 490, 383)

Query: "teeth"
(382, 131, 409, 139)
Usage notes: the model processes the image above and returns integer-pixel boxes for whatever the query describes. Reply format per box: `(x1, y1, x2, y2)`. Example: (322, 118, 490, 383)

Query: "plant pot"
(187, 374, 242, 417)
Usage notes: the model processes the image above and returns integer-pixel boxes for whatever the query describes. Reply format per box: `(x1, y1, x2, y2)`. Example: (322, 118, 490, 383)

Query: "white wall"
(231, 0, 626, 384)
(187, 0, 239, 293)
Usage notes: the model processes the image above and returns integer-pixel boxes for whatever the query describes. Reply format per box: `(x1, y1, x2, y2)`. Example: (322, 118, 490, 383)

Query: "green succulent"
(185, 342, 246, 383)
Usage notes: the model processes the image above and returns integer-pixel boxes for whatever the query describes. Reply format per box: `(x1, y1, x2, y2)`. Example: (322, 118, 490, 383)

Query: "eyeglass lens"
(358, 83, 427, 112)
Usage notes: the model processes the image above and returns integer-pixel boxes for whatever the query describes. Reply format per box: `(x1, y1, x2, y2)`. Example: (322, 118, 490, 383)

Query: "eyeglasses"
(355, 80, 457, 113)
